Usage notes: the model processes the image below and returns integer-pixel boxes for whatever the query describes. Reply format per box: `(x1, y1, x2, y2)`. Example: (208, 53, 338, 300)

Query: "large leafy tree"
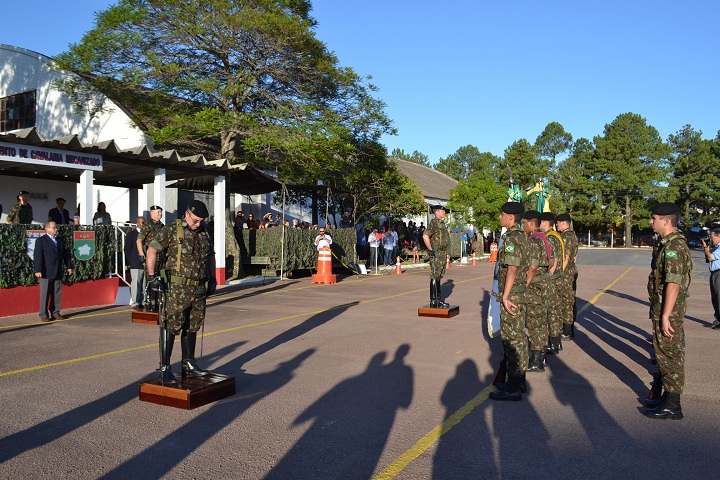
(667, 125, 720, 224)
(54, 0, 394, 184)
(592, 112, 670, 246)
(500, 139, 551, 195)
(447, 175, 507, 232)
(390, 148, 431, 167)
(551, 137, 602, 223)
(535, 121, 573, 165)
(435, 145, 500, 181)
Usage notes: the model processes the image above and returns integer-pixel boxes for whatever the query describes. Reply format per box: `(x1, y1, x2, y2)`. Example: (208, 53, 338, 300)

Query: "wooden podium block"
(132, 310, 159, 325)
(139, 373, 235, 410)
(418, 305, 460, 318)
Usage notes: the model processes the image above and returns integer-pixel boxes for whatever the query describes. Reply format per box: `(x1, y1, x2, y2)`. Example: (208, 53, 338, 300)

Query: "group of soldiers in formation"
(489, 200, 690, 421)
(489, 201, 579, 401)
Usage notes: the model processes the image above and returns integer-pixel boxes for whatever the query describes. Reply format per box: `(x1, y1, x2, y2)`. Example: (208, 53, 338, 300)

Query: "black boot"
(561, 323, 574, 340)
(429, 279, 439, 307)
(527, 350, 545, 372)
(158, 327, 178, 385)
(643, 392, 666, 408)
(644, 392, 683, 420)
(497, 374, 527, 393)
(489, 375, 523, 401)
(551, 336, 562, 354)
(181, 330, 210, 377)
(435, 280, 449, 308)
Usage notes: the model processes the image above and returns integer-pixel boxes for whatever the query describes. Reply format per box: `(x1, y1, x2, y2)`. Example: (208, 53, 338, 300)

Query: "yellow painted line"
(0, 274, 492, 377)
(375, 384, 495, 480)
(373, 266, 634, 479)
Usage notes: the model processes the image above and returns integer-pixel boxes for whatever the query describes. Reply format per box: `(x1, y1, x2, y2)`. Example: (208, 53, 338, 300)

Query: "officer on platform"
(644, 202, 692, 420)
(137, 205, 164, 310)
(423, 204, 450, 308)
(145, 200, 217, 385)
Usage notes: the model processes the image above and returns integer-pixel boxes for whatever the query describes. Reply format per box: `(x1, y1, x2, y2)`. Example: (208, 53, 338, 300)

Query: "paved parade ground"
(2, 248, 719, 479)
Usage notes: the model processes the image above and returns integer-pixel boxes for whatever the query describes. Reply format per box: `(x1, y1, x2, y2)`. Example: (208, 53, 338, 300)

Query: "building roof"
(389, 157, 458, 202)
(0, 127, 277, 193)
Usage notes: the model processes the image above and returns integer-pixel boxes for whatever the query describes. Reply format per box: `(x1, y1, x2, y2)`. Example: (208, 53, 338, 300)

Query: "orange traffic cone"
(446, 254, 451, 269)
(489, 242, 498, 262)
(471, 254, 477, 266)
(311, 248, 337, 284)
(394, 256, 403, 275)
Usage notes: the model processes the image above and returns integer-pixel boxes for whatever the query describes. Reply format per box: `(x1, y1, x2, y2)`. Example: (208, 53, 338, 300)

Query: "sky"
(3, 0, 720, 164)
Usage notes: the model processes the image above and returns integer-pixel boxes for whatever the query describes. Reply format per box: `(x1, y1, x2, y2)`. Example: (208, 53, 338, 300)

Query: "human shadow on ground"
(100, 349, 315, 479)
(206, 280, 298, 308)
(604, 289, 707, 326)
(441, 279, 456, 304)
(264, 344, 413, 480)
(230, 301, 359, 372)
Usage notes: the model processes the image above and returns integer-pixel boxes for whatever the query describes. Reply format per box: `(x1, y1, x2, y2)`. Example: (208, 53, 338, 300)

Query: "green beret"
(523, 210, 541, 220)
(556, 213, 571, 222)
(187, 200, 209, 219)
(501, 202, 524, 214)
(651, 202, 680, 216)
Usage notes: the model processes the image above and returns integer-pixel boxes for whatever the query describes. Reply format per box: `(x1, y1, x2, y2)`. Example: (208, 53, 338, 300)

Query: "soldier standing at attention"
(644, 202, 691, 420)
(423, 205, 450, 308)
(490, 202, 530, 401)
(137, 205, 164, 310)
(7, 190, 33, 224)
(523, 210, 552, 372)
(145, 201, 217, 384)
(556, 213, 579, 339)
(540, 212, 564, 355)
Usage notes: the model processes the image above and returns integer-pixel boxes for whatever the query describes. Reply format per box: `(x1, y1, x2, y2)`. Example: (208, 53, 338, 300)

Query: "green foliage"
(447, 177, 507, 232)
(435, 145, 499, 182)
(390, 148, 431, 167)
(501, 139, 551, 189)
(535, 121, 573, 164)
(0, 225, 117, 288)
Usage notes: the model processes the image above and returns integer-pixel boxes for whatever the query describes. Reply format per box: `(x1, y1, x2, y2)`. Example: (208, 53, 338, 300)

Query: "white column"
(154, 168, 166, 223)
(213, 175, 227, 285)
(78, 170, 93, 224)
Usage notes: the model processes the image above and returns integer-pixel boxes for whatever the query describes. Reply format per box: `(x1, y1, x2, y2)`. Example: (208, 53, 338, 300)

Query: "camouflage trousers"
(650, 300, 686, 394)
(558, 267, 578, 326)
(161, 283, 207, 335)
(546, 276, 563, 337)
(500, 292, 528, 377)
(526, 279, 549, 350)
(429, 250, 447, 280)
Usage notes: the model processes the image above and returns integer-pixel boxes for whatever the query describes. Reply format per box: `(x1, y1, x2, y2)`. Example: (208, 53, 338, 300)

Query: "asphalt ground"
(1, 248, 719, 479)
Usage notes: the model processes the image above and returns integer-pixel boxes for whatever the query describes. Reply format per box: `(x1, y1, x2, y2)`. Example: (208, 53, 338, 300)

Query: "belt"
(531, 272, 552, 283)
(169, 275, 203, 287)
(509, 285, 526, 293)
(711, 270, 720, 274)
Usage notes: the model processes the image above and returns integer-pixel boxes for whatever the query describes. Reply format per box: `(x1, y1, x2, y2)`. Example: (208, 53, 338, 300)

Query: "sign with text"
(0, 141, 103, 171)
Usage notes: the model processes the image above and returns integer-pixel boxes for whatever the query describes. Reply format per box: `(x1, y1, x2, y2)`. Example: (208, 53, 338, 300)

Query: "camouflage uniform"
(647, 230, 692, 394)
(559, 227, 579, 328)
(149, 220, 213, 335)
(7, 202, 33, 224)
(498, 225, 530, 378)
(545, 231, 564, 339)
(426, 217, 450, 279)
(138, 219, 165, 267)
(526, 230, 552, 351)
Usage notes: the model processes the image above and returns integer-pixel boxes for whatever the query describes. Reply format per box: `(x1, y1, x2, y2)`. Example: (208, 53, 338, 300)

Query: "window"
(1, 90, 36, 132)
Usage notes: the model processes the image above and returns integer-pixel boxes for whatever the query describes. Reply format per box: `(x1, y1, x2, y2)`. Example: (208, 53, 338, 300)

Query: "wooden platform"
(132, 310, 159, 325)
(418, 305, 460, 318)
(139, 373, 235, 410)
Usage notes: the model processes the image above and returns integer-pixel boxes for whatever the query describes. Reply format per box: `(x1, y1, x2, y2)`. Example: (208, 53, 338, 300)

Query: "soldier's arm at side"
(526, 264, 537, 286)
(660, 282, 680, 337)
(422, 233, 432, 251)
(136, 237, 145, 257)
(502, 265, 519, 316)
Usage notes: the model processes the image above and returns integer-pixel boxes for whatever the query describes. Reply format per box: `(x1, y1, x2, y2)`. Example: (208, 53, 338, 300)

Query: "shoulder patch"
(505, 244, 515, 253)
(665, 250, 678, 258)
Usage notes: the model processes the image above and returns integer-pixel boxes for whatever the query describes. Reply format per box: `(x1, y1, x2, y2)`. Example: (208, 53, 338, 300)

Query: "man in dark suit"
(34, 221, 73, 321)
(48, 197, 71, 225)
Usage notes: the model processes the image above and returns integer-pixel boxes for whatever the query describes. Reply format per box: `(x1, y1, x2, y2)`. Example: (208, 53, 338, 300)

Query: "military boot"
(429, 279, 439, 307)
(181, 330, 210, 377)
(527, 350, 545, 372)
(496, 374, 527, 393)
(489, 375, 523, 401)
(644, 392, 683, 420)
(435, 280, 449, 308)
(643, 392, 666, 408)
(551, 336, 563, 354)
(561, 323, 574, 340)
(158, 327, 178, 385)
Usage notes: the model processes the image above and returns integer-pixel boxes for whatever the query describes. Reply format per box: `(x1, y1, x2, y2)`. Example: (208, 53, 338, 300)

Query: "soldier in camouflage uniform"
(6, 190, 33, 224)
(137, 205, 165, 310)
(146, 200, 217, 385)
(556, 213, 579, 339)
(422, 205, 451, 308)
(540, 212, 564, 355)
(490, 201, 530, 401)
(523, 210, 552, 372)
(644, 202, 691, 420)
